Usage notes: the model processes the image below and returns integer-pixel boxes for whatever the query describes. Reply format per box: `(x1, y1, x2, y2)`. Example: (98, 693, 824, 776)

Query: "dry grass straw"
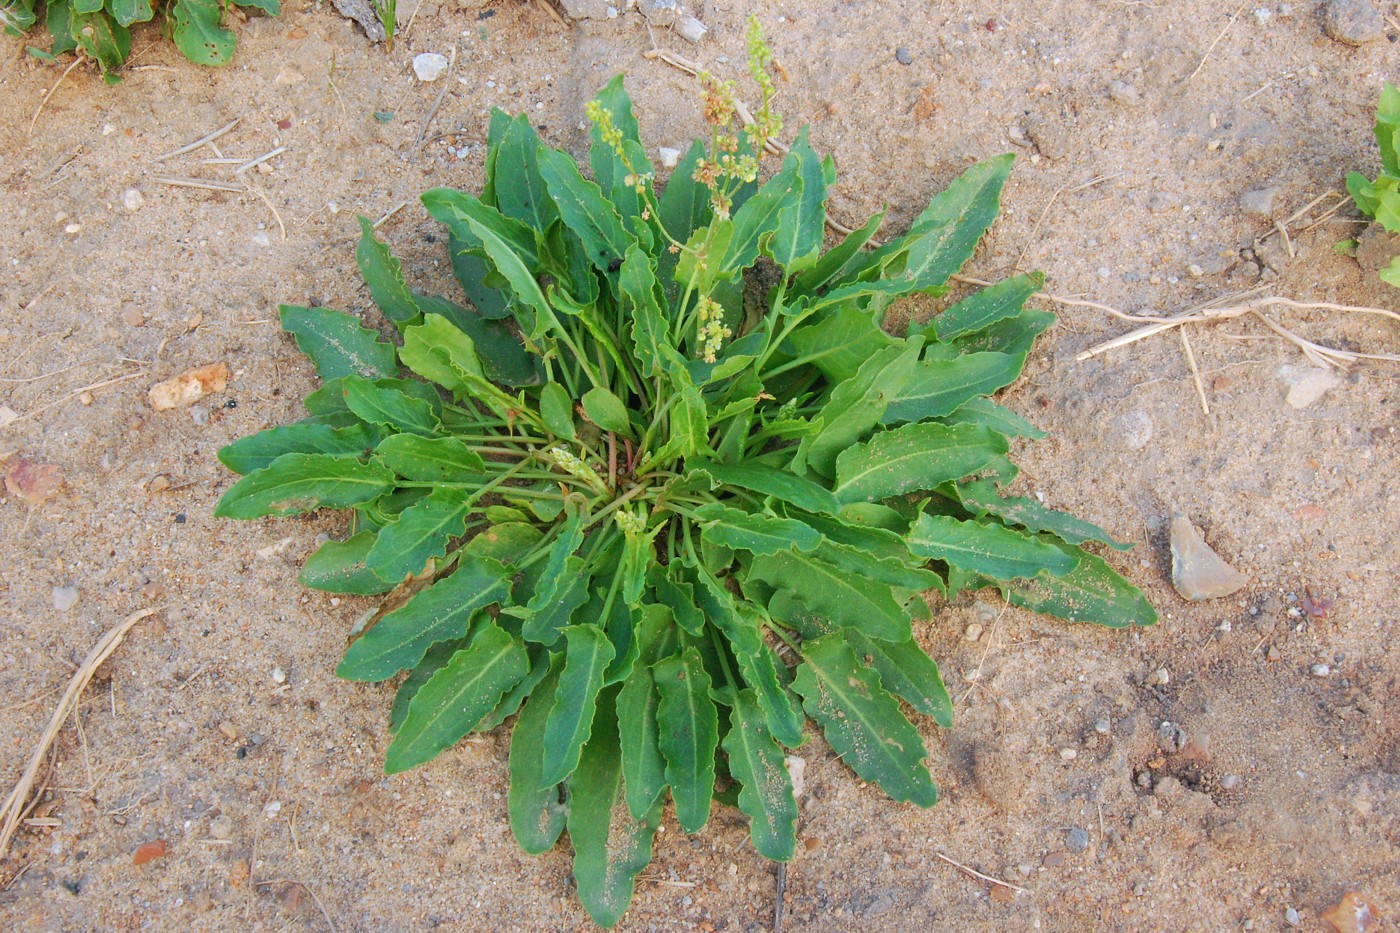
(0, 608, 157, 859)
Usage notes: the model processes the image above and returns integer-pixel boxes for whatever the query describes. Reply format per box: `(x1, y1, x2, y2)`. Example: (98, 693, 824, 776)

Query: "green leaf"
(342, 375, 441, 436)
(616, 661, 667, 819)
(537, 146, 633, 272)
(767, 128, 828, 274)
(491, 114, 559, 231)
(882, 351, 1025, 425)
(1005, 545, 1158, 628)
(478, 643, 553, 731)
(657, 139, 712, 288)
(355, 216, 420, 325)
(1375, 82, 1400, 177)
(954, 307, 1056, 357)
(463, 214, 555, 340)
(954, 478, 1132, 549)
(516, 511, 586, 632)
(889, 153, 1014, 292)
(832, 421, 1007, 504)
(420, 188, 541, 270)
(907, 513, 1079, 581)
(229, 0, 278, 11)
(299, 531, 395, 595)
(567, 690, 661, 928)
(941, 396, 1046, 439)
(278, 305, 397, 381)
(4, 0, 40, 33)
(722, 605, 806, 749)
(723, 688, 798, 860)
(811, 537, 943, 593)
(696, 503, 821, 556)
(71, 7, 129, 72)
(215, 453, 394, 519)
(539, 381, 577, 440)
(218, 417, 378, 475)
(375, 433, 486, 482)
(508, 657, 567, 854)
(750, 549, 911, 642)
(169, 0, 233, 66)
(654, 646, 718, 833)
(366, 487, 476, 581)
(521, 558, 591, 644)
(390, 635, 470, 734)
(800, 340, 923, 477)
(539, 625, 615, 786)
(413, 298, 540, 387)
(695, 461, 840, 515)
(785, 303, 900, 384)
(336, 556, 513, 681)
(650, 566, 706, 637)
(582, 386, 632, 434)
(920, 272, 1043, 342)
(620, 243, 670, 380)
(384, 624, 527, 773)
(841, 628, 953, 727)
(792, 633, 937, 806)
(791, 208, 886, 296)
(721, 157, 801, 277)
(675, 219, 732, 294)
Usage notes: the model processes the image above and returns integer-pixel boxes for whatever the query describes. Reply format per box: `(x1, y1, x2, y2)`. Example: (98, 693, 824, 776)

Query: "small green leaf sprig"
(215, 17, 1155, 926)
(1346, 82, 1400, 289)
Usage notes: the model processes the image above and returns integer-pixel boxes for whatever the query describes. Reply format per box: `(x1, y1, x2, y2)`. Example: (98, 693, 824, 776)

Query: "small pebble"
(676, 15, 708, 43)
(1107, 80, 1140, 106)
(413, 52, 450, 82)
(132, 839, 168, 866)
(1239, 187, 1279, 220)
(1278, 364, 1341, 409)
(1321, 0, 1384, 45)
(1114, 410, 1153, 451)
(657, 147, 680, 169)
(218, 721, 238, 742)
(64, 223, 83, 235)
(272, 666, 287, 684)
(1170, 513, 1248, 601)
(189, 405, 209, 426)
(1148, 666, 1170, 686)
(895, 47, 913, 65)
(53, 586, 79, 612)
(1220, 773, 1240, 790)
(209, 814, 233, 839)
(122, 189, 145, 213)
(1066, 827, 1090, 853)
(1094, 718, 1111, 735)
(1310, 663, 1331, 677)
(1058, 748, 1078, 761)
(264, 800, 282, 818)
(1284, 906, 1300, 926)
(1042, 851, 1065, 868)
(964, 622, 983, 642)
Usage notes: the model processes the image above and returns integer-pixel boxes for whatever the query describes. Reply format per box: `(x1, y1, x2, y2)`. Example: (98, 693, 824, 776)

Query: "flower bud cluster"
(695, 296, 732, 364)
(613, 509, 645, 538)
(545, 445, 606, 492)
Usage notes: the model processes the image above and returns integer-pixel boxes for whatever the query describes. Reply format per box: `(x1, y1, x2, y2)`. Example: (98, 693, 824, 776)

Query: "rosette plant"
(215, 19, 1154, 927)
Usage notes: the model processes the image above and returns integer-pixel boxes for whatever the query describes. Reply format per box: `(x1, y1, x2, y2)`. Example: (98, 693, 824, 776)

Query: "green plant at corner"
(369, 0, 394, 52)
(1346, 82, 1400, 289)
(215, 17, 1155, 927)
(2, 0, 278, 82)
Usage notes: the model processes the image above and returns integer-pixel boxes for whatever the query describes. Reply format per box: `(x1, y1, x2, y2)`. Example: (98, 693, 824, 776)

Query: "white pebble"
(1309, 663, 1330, 677)
(658, 146, 681, 169)
(1284, 907, 1299, 926)
(53, 586, 79, 612)
(1059, 748, 1078, 761)
(1148, 666, 1170, 686)
(64, 223, 83, 235)
(252, 231, 271, 247)
(122, 189, 145, 213)
(272, 666, 287, 684)
(964, 622, 983, 642)
(264, 800, 282, 818)
(1220, 773, 1240, 789)
(413, 52, 450, 83)
(1094, 718, 1111, 735)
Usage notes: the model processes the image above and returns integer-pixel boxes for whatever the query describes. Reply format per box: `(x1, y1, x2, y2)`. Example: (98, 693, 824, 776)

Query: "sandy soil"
(1, 1, 1397, 930)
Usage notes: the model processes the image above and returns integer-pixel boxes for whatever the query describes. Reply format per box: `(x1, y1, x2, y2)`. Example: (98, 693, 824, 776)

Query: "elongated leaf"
(696, 504, 821, 556)
(341, 375, 441, 436)
(726, 606, 806, 749)
(539, 625, 615, 786)
(399, 313, 484, 393)
(508, 658, 567, 854)
(521, 557, 591, 644)
(620, 243, 670, 379)
(1006, 545, 1157, 628)
(567, 690, 662, 928)
(907, 513, 1079, 581)
(419, 189, 541, 270)
(366, 487, 475, 581)
(390, 634, 471, 733)
(478, 643, 553, 731)
(785, 303, 900, 384)
(721, 158, 801, 277)
(617, 661, 667, 819)
(893, 153, 1014, 292)
(954, 307, 1056, 358)
(724, 689, 798, 860)
(749, 549, 911, 642)
(801, 340, 923, 477)
(375, 433, 486, 482)
(492, 114, 559, 231)
(841, 628, 952, 727)
(657, 139, 712, 290)
(219, 418, 378, 475)
(336, 556, 513, 681)
(385, 624, 527, 773)
(833, 422, 1006, 504)
(464, 214, 554, 340)
(650, 567, 705, 637)
(882, 351, 1024, 425)
(355, 217, 419, 325)
(767, 129, 828, 273)
(697, 461, 840, 515)
(537, 147, 633, 272)
(955, 478, 1132, 549)
(654, 646, 718, 833)
(812, 538, 943, 593)
(941, 396, 1046, 439)
(279, 305, 397, 381)
(920, 272, 1043, 342)
(300, 531, 395, 595)
(793, 633, 937, 806)
(215, 453, 393, 519)
(791, 208, 886, 296)
(413, 298, 540, 386)
(169, 0, 233, 66)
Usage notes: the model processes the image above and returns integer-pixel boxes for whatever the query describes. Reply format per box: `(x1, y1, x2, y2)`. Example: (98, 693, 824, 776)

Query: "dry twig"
(152, 118, 241, 162)
(934, 852, 1030, 894)
(0, 609, 157, 858)
(30, 55, 85, 134)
